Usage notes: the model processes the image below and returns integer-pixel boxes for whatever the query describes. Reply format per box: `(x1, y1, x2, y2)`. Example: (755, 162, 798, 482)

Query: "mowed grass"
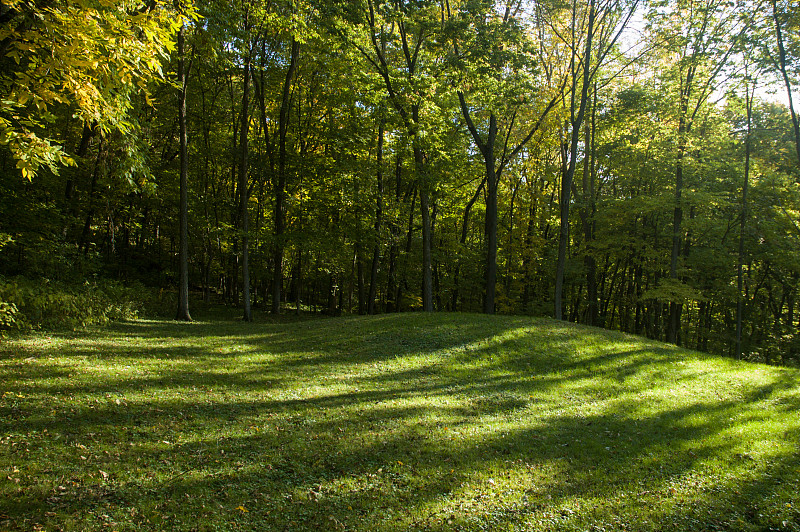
(1, 313, 799, 531)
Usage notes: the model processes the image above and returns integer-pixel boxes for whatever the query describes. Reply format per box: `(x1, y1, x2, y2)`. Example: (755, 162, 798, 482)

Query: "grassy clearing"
(1, 312, 799, 531)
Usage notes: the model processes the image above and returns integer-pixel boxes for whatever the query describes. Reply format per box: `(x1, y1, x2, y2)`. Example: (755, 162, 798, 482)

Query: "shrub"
(0, 300, 19, 329)
(0, 277, 163, 331)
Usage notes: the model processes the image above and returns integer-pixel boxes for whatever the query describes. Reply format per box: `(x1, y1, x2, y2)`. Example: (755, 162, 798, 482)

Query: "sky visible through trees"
(1, 0, 800, 365)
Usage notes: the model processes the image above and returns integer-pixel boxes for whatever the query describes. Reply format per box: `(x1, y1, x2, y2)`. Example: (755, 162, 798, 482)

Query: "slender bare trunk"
(271, 38, 300, 315)
(555, 0, 595, 320)
(368, 118, 385, 314)
(176, 23, 192, 322)
(483, 115, 498, 314)
(771, 0, 800, 168)
(736, 83, 754, 359)
(239, 10, 252, 322)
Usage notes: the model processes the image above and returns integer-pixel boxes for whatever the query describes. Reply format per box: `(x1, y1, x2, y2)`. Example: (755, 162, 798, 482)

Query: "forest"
(1, 0, 799, 365)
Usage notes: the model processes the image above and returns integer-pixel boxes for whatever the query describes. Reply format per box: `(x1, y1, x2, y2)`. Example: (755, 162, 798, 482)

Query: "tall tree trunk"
(357, 242, 365, 314)
(238, 12, 252, 322)
(80, 136, 104, 255)
(555, 0, 595, 320)
(368, 118, 385, 315)
(456, 92, 501, 314)
(522, 199, 537, 312)
(419, 187, 434, 312)
(453, 177, 486, 310)
(771, 0, 800, 168)
(634, 264, 643, 334)
(736, 81, 754, 360)
(398, 187, 418, 311)
(294, 251, 302, 315)
(176, 22, 192, 322)
(504, 176, 522, 299)
(271, 38, 300, 315)
(64, 123, 93, 202)
(64, 123, 96, 242)
(327, 274, 338, 315)
(385, 154, 405, 313)
(411, 100, 434, 313)
(483, 115, 499, 314)
(667, 108, 689, 344)
(431, 203, 442, 310)
(415, 146, 434, 312)
(580, 85, 598, 326)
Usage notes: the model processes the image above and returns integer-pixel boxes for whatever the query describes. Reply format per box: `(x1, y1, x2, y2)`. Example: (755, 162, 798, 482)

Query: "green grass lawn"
(1, 312, 798, 531)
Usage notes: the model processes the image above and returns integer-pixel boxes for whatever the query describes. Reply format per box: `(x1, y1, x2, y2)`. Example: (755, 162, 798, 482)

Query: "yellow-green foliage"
(0, 0, 196, 179)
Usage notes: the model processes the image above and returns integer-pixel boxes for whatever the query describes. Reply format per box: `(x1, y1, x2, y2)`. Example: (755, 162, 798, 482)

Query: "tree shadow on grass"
(9, 388, 797, 531)
(1, 314, 798, 531)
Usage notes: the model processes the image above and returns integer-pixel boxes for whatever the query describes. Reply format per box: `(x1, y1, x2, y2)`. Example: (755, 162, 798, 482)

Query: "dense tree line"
(1, 0, 799, 364)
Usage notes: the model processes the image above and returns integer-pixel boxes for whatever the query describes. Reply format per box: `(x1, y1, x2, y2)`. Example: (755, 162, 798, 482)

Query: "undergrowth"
(0, 277, 167, 331)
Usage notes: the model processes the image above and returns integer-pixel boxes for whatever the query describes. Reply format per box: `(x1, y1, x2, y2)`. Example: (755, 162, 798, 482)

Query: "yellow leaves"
(70, 59, 100, 70)
(234, 505, 249, 513)
(18, 163, 32, 180)
(1, 117, 74, 180)
(6, 50, 22, 65)
(1, 0, 192, 179)
(145, 57, 162, 75)
(11, 42, 36, 54)
(33, 96, 47, 114)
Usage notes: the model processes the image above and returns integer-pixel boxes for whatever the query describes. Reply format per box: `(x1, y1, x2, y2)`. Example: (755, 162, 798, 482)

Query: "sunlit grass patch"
(1, 312, 799, 531)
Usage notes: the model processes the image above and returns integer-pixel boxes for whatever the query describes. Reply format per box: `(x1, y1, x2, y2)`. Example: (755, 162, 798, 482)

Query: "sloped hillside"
(1, 313, 798, 531)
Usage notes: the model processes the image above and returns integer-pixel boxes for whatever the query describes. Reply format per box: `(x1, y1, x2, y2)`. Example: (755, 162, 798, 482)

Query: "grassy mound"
(1, 313, 798, 531)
